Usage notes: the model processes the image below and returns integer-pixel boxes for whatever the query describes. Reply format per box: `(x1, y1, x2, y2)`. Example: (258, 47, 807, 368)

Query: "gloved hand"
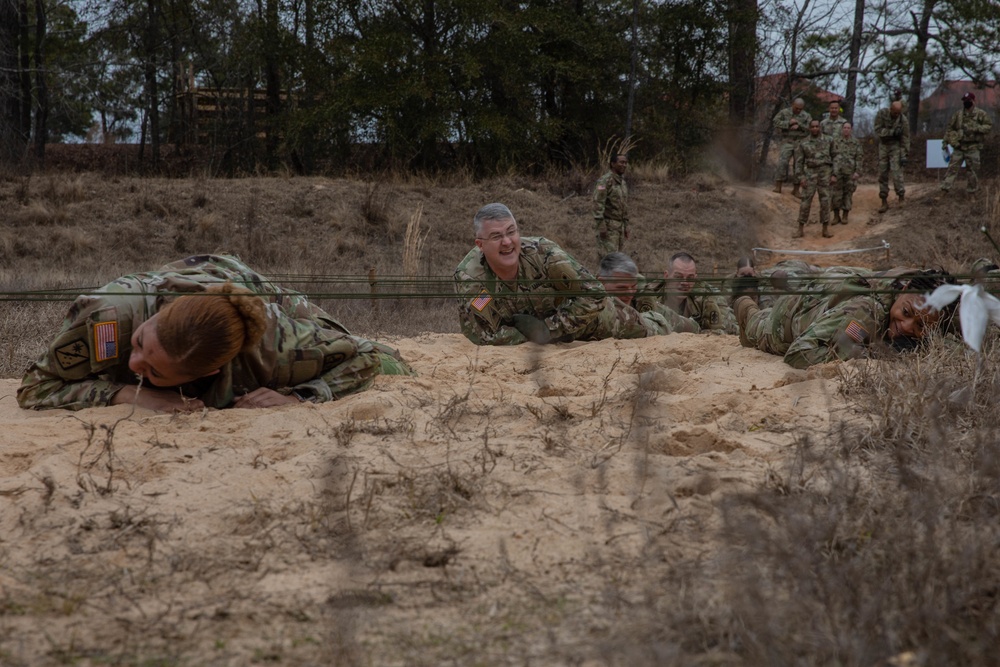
(511, 314, 552, 344)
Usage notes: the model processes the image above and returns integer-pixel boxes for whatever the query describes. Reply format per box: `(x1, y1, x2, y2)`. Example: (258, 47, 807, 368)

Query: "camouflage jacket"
(794, 134, 835, 180)
(593, 171, 629, 229)
(750, 268, 895, 368)
(18, 255, 409, 411)
(874, 107, 911, 152)
(832, 135, 863, 176)
(773, 107, 812, 141)
(635, 280, 737, 334)
(455, 236, 638, 345)
(944, 107, 993, 150)
(820, 114, 847, 137)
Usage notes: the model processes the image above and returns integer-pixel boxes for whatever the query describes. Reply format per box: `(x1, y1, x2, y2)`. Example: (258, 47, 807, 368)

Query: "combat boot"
(898, 193, 905, 204)
(773, 180, 782, 194)
(878, 196, 889, 213)
(841, 211, 849, 224)
(794, 223, 804, 238)
(822, 223, 833, 238)
(832, 209, 842, 225)
(791, 182, 801, 198)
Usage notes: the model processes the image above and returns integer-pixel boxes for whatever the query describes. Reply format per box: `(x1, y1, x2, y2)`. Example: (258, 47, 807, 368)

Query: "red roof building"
(919, 80, 999, 133)
(755, 73, 843, 128)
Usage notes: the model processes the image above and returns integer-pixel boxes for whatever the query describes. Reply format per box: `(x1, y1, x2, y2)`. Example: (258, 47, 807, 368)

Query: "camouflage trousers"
(941, 147, 982, 193)
(734, 296, 789, 356)
(797, 167, 831, 225)
(878, 143, 905, 198)
(595, 221, 626, 259)
(830, 173, 857, 211)
(776, 139, 801, 182)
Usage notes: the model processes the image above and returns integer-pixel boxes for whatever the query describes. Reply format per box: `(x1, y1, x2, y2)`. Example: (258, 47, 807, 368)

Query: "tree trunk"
(17, 0, 30, 139)
(624, 0, 638, 139)
(906, 0, 937, 133)
(0, 0, 26, 162)
(144, 0, 161, 167)
(32, 0, 46, 163)
(727, 0, 758, 180)
(843, 0, 863, 122)
(263, 0, 281, 170)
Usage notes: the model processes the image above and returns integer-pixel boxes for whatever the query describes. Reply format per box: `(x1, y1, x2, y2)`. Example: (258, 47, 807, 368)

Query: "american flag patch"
(844, 319, 868, 344)
(94, 321, 119, 362)
(471, 291, 492, 312)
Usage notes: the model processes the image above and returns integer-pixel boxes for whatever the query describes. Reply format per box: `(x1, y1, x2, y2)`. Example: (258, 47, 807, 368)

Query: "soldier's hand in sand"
(233, 387, 301, 409)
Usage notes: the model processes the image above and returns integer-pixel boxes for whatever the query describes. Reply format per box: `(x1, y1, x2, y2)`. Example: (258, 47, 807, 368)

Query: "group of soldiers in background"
(774, 98, 863, 238)
(773, 88, 991, 228)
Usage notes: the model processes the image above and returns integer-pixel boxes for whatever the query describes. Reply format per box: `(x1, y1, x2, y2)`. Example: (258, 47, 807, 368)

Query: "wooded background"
(1, 0, 997, 176)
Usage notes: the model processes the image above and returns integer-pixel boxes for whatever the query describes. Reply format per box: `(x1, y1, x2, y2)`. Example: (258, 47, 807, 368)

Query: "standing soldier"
(941, 92, 993, 195)
(592, 153, 629, 260)
(874, 100, 910, 212)
(794, 119, 836, 238)
(773, 98, 812, 197)
(820, 99, 847, 137)
(831, 122, 863, 225)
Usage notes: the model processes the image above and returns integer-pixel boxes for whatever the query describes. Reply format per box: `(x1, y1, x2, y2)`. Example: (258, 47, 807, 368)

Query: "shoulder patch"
(93, 321, 119, 362)
(471, 291, 493, 312)
(56, 339, 90, 371)
(844, 319, 869, 344)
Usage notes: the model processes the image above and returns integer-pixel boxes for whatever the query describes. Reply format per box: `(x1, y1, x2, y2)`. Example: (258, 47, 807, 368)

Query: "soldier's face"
(842, 124, 852, 138)
(809, 121, 821, 136)
(828, 102, 840, 118)
(128, 315, 203, 387)
(887, 293, 940, 340)
(599, 271, 637, 305)
(792, 102, 803, 114)
(667, 259, 697, 293)
(476, 218, 521, 276)
(611, 156, 628, 175)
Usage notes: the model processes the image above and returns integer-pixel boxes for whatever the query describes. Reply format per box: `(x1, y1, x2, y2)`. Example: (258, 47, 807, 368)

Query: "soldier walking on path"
(592, 154, 629, 260)
(794, 120, 835, 238)
(831, 122, 863, 225)
(820, 99, 847, 137)
(875, 100, 910, 212)
(941, 92, 993, 195)
(773, 98, 812, 197)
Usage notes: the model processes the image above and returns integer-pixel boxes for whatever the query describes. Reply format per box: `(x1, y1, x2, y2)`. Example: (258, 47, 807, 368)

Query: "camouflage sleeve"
(773, 109, 788, 132)
(783, 296, 885, 369)
(538, 241, 607, 340)
(458, 307, 527, 346)
(17, 292, 136, 411)
(593, 177, 609, 225)
(901, 116, 911, 154)
(289, 337, 400, 402)
(794, 143, 805, 180)
(590, 298, 651, 339)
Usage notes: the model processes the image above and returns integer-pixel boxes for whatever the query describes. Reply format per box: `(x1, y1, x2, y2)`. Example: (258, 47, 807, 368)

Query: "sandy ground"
(0, 185, 899, 665)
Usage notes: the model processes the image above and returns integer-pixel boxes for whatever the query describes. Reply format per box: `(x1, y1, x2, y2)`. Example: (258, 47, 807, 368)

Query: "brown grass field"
(0, 165, 999, 666)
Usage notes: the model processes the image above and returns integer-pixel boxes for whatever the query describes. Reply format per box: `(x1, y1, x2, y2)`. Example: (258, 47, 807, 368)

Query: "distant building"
(919, 80, 999, 134)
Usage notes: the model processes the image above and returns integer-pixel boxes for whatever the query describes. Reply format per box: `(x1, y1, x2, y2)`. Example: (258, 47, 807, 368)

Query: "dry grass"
(1, 171, 1000, 665)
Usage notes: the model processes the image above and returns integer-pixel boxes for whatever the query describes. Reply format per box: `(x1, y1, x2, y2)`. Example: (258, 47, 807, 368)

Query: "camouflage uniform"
(794, 132, 835, 231)
(942, 106, 993, 193)
(18, 255, 413, 411)
(831, 134, 863, 215)
(820, 114, 847, 137)
(635, 280, 737, 334)
(874, 106, 910, 199)
(454, 236, 652, 345)
(773, 106, 812, 184)
(735, 267, 894, 369)
(592, 171, 629, 258)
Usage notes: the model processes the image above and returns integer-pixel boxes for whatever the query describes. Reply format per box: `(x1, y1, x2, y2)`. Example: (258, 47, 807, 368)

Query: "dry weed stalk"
(597, 135, 639, 170)
(402, 203, 429, 281)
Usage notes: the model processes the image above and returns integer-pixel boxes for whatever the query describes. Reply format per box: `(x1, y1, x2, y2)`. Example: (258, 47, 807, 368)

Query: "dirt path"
(738, 182, 935, 268)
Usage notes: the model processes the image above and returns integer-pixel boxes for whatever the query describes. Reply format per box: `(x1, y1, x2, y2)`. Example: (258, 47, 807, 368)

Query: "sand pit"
(0, 332, 860, 664)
